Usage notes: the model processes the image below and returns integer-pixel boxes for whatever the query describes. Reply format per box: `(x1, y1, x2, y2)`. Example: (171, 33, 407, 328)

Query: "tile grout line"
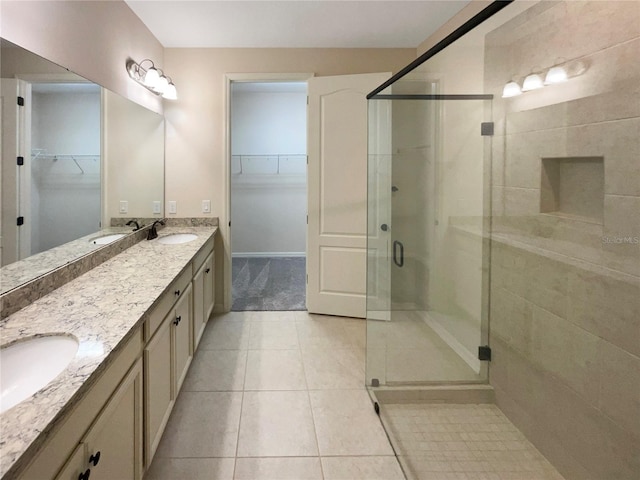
(232, 312, 252, 477)
(295, 310, 326, 479)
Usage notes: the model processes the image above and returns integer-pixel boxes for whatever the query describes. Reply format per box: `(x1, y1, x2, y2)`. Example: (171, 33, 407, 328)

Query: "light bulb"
(522, 73, 544, 91)
(162, 83, 177, 100)
(502, 81, 522, 98)
(155, 75, 169, 93)
(545, 66, 568, 84)
(143, 67, 160, 88)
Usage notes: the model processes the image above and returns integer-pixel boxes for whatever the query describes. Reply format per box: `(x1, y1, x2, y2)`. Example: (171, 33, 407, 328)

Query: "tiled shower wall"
(485, 2, 640, 479)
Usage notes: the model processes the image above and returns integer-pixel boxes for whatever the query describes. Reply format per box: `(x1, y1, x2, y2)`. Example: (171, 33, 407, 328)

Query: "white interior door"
(1, 78, 30, 266)
(307, 72, 390, 318)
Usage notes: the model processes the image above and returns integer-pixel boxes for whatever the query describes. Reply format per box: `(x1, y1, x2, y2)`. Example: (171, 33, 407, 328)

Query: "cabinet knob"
(173, 316, 182, 326)
(205, 268, 211, 274)
(89, 451, 101, 466)
(174, 289, 181, 296)
(78, 469, 91, 480)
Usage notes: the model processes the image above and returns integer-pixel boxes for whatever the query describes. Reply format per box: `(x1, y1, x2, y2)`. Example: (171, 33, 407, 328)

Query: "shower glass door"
(366, 78, 492, 387)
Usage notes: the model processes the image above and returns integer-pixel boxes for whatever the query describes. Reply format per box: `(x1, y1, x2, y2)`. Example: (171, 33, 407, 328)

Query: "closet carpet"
(232, 257, 306, 311)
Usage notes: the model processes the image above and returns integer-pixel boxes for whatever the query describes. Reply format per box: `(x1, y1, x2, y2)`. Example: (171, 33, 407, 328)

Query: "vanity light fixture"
(504, 60, 581, 99)
(126, 59, 177, 100)
(521, 72, 544, 91)
(501, 80, 522, 98)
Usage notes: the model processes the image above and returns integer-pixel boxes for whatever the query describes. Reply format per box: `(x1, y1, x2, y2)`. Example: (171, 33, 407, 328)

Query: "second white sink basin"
(91, 233, 125, 245)
(157, 233, 197, 245)
(1, 335, 79, 413)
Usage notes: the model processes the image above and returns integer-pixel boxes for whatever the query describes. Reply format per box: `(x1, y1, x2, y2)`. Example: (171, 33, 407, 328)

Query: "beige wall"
(0, 0, 164, 114)
(163, 48, 413, 218)
(486, 2, 640, 479)
(416, 0, 493, 57)
(163, 48, 414, 307)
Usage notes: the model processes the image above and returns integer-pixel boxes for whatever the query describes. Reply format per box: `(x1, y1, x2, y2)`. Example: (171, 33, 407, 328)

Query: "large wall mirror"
(1, 38, 164, 293)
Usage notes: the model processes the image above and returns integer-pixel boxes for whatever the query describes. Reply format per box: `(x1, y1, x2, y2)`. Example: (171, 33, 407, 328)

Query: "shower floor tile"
(381, 403, 565, 480)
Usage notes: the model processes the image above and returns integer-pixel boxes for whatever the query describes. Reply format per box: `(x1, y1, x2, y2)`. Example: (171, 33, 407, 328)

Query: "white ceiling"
(125, 0, 470, 48)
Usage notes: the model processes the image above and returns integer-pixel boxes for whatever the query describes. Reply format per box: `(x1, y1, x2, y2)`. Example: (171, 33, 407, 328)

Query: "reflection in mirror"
(1, 39, 101, 266)
(104, 89, 164, 222)
(0, 38, 164, 295)
(31, 83, 102, 255)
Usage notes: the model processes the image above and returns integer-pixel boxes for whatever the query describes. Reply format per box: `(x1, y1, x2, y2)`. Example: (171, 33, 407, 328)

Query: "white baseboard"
(418, 311, 481, 374)
(232, 252, 305, 258)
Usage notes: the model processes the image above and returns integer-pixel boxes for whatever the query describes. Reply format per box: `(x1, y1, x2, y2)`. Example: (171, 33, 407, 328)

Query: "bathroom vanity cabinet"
(11, 229, 217, 480)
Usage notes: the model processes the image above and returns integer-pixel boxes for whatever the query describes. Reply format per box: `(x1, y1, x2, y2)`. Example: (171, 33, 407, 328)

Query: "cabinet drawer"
(145, 266, 192, 340)
(192, 236, 214, 273)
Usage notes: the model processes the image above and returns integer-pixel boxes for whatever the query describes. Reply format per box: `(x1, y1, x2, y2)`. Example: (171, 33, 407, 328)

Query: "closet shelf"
(231, 154, 306, 176)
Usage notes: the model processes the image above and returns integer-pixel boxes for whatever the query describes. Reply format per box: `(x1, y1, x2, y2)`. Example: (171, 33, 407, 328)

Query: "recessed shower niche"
(540, 156, 604, 224)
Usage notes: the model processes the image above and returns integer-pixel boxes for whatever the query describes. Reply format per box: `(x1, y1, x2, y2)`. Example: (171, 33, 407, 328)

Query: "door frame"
(222, 72, 314, 312)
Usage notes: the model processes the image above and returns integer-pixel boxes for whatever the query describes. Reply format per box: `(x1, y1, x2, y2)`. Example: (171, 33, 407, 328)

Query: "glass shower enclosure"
(364, 2, 640, 479)
(366, 78, 493, 388)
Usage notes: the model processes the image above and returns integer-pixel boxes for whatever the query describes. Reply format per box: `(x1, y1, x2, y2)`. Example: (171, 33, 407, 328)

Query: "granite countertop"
(0, 227, 136, 296)
(0, 225, 217, 479)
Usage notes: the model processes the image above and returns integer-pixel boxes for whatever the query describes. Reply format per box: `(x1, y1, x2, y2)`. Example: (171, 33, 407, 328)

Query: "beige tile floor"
(381, 404, 565, 480)
(146, 311, 405, 480)
(147, 311, 563, 480)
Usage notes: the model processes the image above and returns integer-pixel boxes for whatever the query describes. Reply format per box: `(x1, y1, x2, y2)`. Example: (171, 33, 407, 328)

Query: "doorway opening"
(229, 81, 307, 311)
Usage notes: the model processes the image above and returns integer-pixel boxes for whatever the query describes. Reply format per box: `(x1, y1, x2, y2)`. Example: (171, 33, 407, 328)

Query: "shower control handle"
(380, 224, 389, 232)
(393, 240, 404, 268)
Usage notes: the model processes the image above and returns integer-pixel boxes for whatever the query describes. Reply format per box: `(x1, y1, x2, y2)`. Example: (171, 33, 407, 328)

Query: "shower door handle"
(393, 240, 404, 268)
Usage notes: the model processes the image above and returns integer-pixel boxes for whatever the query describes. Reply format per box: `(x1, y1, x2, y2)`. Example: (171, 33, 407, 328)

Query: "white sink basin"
(157, 233, 197, 245)
(0, 335, 79, 413)
(91, 233, 125, 245)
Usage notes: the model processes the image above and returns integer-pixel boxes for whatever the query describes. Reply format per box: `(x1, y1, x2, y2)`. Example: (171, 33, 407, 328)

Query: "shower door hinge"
(17, 96, 25, 106)
(478, 345, 492, 361)
(17, 156, 24, 166)
(16, 216, 24, 226)
(306, 274, 308, 284)
(481, 122, 494, 136)
(306, 215, 308, 224)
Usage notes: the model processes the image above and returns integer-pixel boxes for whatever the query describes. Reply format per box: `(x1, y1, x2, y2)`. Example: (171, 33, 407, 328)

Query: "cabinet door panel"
(54, 443, 86, 480)
(173, 285, 192, 395)
(144, 318, 172, 467)
(203, 252, 215, 321)
(192, 265, 205, 350)
(84, 360, 143, 480)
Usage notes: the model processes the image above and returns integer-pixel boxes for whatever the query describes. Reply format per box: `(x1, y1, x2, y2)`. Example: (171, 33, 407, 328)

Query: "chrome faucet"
(147, 219, 166, 240)
(126, 219, 141, 231)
